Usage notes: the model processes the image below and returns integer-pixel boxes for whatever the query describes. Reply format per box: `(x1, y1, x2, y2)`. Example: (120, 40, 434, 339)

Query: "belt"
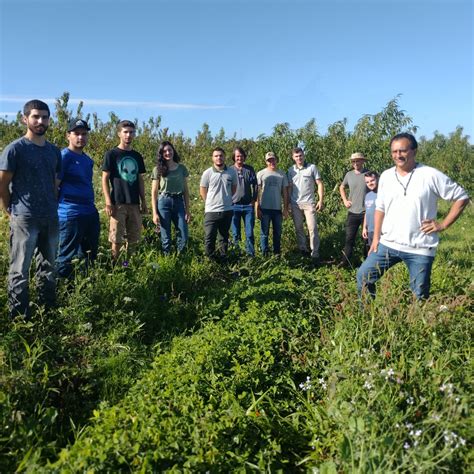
(161, 192, 183, 198)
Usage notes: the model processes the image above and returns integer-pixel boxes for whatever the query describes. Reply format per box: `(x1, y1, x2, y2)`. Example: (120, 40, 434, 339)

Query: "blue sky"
(1, 0, 472, 140)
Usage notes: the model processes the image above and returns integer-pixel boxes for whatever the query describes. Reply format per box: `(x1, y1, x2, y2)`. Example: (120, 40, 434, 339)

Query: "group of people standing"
(199, 146, 323, 261)
(0, 100, 469, 319)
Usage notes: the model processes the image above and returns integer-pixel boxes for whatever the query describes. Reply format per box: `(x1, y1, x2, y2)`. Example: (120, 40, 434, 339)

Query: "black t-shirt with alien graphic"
(102, 147, 146, 205)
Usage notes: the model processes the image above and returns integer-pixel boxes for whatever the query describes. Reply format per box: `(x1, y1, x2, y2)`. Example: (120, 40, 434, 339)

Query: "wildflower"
(439, 383, 454, 396)
(299, 376, 313, 391)
(363, 380, 373, 390)
(385, 351, 392, 359)
(82, 322, 92, 331)
(318, 378, 327, 390)
(123, 296, 132, 303)
(405, 422, 413, 429)
(406, 396, 415, 405)
(122, 260, 129, 267)
(150, 262, 159, 270)
(438, 305, 449, 313)
(403, 442, 410, 449)
(431, 413, 441, 422)
(396, 377, 403, 384)
(381, 368, 395, 380)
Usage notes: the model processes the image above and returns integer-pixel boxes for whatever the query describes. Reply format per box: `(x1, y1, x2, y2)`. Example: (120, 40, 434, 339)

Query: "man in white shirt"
(357, 133, 469, 300)
(287, 147, 324, 262)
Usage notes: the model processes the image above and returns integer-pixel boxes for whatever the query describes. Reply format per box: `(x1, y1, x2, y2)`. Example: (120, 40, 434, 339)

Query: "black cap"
(67, 118, 90, 132)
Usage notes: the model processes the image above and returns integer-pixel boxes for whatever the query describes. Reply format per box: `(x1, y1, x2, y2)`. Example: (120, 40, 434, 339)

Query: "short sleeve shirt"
(102, 147, 146, 205)
(0, 137, 61, 217)
(200, 166, 237, 212)
(58, 148, 96, 219)
(342, 170, 367, 214)
(257, 168, 288, 210)
(152, 164, 189, 194)
(287, 163, 321, 204)
(364, 191, 377, 232)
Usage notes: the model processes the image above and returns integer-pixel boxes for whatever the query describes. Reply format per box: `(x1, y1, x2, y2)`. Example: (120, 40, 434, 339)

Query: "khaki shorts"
(108, 204, 142, 244)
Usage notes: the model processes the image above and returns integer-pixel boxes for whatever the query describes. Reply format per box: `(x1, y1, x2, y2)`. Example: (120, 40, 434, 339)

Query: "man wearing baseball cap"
(56, 118, 100, 278)
(338, 152, 368, 267)
(255, 152, 289, 256)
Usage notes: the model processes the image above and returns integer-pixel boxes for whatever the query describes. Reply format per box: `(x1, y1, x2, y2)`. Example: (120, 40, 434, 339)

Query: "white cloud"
(0, 96, 233, 110)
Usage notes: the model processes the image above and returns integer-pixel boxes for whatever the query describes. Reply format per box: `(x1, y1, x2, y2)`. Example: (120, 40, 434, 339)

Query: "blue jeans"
(357, 243, 435, 300)
(8, 215, 59, 318)
(157, 194, 188, 254)
(57, 211, 100, 278)
(231, 204, 255, 256)
(260, 209, 283, 255)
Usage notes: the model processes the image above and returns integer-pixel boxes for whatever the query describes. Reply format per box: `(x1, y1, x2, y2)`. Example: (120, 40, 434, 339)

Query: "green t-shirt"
(152, 164, 189, 194)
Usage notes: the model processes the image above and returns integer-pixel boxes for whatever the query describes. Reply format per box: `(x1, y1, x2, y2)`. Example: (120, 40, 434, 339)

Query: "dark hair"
(390, 133, 418, 150)
(23, 100, 50, 117)
(156, 141, 181, 178)
(364, 171, 379, 192)
(292, 146, 304, 155)
(232, 147, 247, 162)
(212, 147, 225, 155)
(117, 120, 136, 131)
(364, 171, 379, 179)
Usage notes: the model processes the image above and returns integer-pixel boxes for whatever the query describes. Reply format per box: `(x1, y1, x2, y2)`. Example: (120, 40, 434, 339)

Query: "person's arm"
(362, 213, 368, 239)
(255, 187, 262, 220)
(0, 170, 13, 216)
(282, 185, 289, 219)
(200, 186, 208, 202)
(339, 182, 352, 208)
(151, 178, 160, 226)
(369, 209, 384, 254)
(420, 198, 470, 234)
(139, 173, 147, 213)
(102, 171, 114, 217)
(251, 170, 258, 205)
(315, 179, 324, 211)
(183, 177, 191, 223)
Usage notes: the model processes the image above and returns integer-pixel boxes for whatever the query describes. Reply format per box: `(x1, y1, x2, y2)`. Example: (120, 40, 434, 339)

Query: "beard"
(28, 123, 48, 136)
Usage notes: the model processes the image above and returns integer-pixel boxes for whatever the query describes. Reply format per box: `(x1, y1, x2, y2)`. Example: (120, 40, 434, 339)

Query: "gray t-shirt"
(288, 163, 321, 204)
(200, 166, 237, 212)
(341, 170, 367, 214)
(257, 168, 289, 210)
(0, 137, 61, 217)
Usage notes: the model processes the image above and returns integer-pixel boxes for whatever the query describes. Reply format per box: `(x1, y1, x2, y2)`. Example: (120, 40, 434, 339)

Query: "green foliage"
(0, 93, 472, 472)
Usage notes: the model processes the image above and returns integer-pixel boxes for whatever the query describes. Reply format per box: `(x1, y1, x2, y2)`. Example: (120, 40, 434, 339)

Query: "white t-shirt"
(376, 164, 468, 256)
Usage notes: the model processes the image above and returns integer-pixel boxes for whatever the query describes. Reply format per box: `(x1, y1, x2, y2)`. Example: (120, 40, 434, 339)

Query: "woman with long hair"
(151, 141, 191, 254)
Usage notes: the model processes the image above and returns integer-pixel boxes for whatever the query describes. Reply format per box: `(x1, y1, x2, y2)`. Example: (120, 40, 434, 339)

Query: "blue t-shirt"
(365, 190, 377, 232)
(58, 148, 97, 220)
(0, 137, 61, 218)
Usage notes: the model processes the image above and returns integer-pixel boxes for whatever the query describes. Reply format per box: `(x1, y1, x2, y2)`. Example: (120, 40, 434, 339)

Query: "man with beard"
(0, 100, 62, 318)
(57, 118, 100, 278)
(200, 147, 237, 259)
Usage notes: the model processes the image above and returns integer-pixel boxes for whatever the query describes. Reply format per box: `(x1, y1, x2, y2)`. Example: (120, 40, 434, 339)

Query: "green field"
(0, 96, 472, 472)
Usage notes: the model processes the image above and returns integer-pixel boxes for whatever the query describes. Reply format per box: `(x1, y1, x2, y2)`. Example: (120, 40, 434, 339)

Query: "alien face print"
(118, 157, 139, 184)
